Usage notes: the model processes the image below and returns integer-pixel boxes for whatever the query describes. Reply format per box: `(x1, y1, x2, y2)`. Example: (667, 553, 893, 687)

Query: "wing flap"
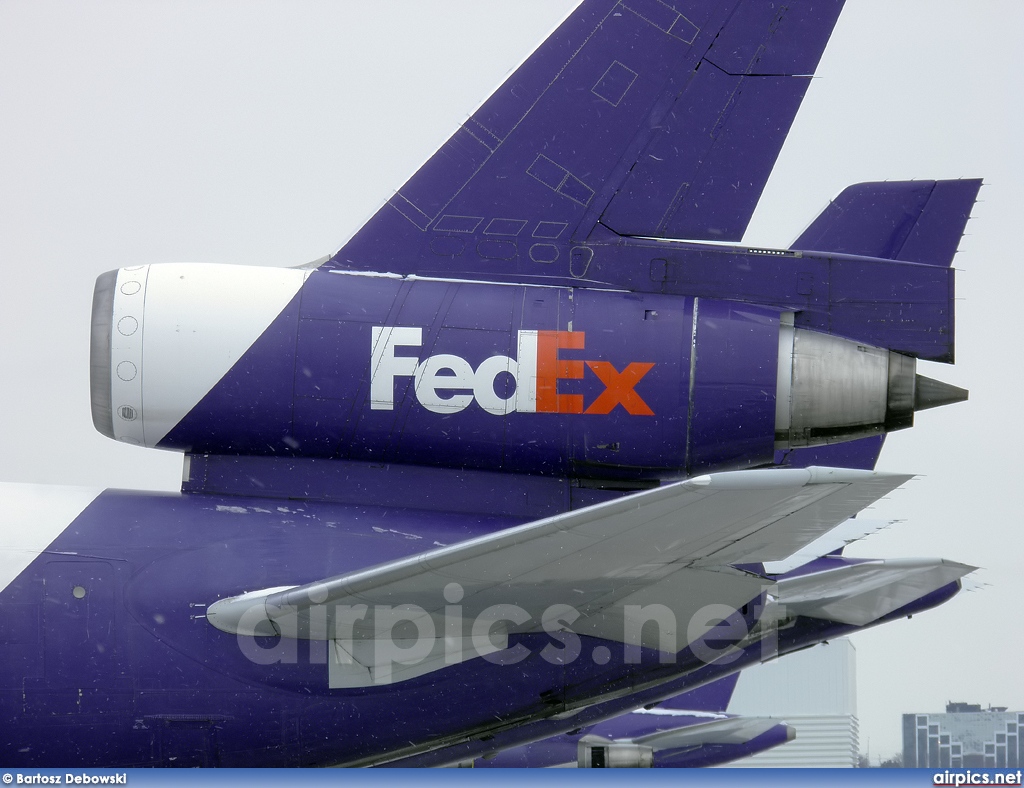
(762, 517, 894, 575)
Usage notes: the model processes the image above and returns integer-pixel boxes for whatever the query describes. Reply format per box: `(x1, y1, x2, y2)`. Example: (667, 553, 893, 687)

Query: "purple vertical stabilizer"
(331, 0, 847, 277)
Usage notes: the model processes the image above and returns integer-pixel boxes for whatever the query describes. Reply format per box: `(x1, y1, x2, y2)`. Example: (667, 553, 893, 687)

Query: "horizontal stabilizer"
(791, 180, 982, 267)
(777, 557, 975, 626)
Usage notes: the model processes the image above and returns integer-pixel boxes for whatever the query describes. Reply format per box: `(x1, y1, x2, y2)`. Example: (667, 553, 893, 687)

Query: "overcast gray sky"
(1, 1, 1021, 762)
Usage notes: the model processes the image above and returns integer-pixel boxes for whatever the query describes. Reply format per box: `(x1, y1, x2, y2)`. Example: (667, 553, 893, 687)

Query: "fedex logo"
(370, 327, 654, 416)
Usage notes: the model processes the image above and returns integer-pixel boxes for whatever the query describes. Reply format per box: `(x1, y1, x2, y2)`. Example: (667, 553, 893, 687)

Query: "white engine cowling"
(577, 740, 654, 768)
(90, 264, 307, 446)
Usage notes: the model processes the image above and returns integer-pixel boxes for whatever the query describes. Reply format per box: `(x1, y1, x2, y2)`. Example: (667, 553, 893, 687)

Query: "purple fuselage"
(0, 483, 959, 767)
(159, 275, 780, 480)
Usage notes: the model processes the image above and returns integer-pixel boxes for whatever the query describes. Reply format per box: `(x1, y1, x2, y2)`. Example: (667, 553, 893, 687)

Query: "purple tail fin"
(791, 179, 982, 267)
(784, 179, 981, 363)
(330, 0, 847, 276)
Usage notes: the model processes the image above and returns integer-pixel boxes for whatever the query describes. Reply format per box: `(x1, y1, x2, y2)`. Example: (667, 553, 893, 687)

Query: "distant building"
(903, 703, 1024, 768)
(717, 639, 859, 767)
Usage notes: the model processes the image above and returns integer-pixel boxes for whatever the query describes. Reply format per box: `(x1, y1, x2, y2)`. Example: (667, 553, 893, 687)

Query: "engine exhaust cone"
(914, 375, 969, 412)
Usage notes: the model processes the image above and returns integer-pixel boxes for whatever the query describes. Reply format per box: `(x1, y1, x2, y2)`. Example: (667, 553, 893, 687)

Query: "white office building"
(718, 639, 859, 767)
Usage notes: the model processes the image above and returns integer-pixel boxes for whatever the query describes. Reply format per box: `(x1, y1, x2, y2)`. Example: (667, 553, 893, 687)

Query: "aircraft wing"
(775, 557, 975, 626)
(761, 517, 895, 575)
(631, 715, 791, 749)
(208, 466, 907, 685)
(332, 0, 847, 275)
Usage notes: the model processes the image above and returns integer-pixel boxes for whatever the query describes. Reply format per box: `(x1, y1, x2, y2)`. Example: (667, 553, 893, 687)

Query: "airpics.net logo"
(229, 581, 785, 685)
(934, 772, 1023, 786)
(370, 327, 656, 416)
(937, 769, 1024, 781)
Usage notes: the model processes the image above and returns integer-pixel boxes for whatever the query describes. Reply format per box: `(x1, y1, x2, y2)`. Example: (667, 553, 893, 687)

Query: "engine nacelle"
(90, 264, 309, 448)
(577, 739, 653, 768)
(90, 264, 965, 480)
(774, 320, 966, 450)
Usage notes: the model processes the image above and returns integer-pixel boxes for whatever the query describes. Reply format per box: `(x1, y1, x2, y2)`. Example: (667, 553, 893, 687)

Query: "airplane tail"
(791, 179, 982, 267)
(778, 179, 981, 363)
(319, 1, 976, 367)
(329, 0, 847, 275)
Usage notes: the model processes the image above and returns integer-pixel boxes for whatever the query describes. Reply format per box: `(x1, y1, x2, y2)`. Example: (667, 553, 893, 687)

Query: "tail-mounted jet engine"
(775, 320, 966, 449)
(90, 264, 967, 480)
(577, 739, 654, 768)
